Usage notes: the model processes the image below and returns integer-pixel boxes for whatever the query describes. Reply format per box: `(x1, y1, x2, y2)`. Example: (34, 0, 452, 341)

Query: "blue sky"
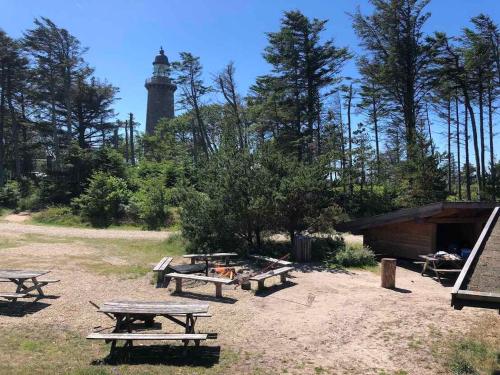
(0, 0, 498, 153)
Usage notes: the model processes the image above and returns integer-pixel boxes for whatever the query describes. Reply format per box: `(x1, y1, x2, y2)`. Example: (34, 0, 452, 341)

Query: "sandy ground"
(0, 226, 498, 374)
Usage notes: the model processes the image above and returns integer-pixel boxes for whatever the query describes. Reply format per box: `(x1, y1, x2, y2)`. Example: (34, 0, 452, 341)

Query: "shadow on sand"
(294, 262, 356, 275)
(170, 291, 237, 305)
(92, 345, 222, 367)
(0, 300, 53, 317)
(254, 280, 298, 297)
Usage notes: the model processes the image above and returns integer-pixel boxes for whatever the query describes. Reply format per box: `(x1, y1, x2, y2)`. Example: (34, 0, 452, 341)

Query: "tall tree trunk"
(464, 96, 482, 200)
(339, 106, 347, 195)
(372, 89, 380, 176)
(426, 102, 434, 155)
(487, 79, 495, 200)
(464, 104, 471, 200)
(347, 84, 353, 197)
(129, 113, 135, 166)
(455, 95, 462, 200)
(124, 120, 129, 163)
(7, 75, 20, 178)
(447, 98, 452, 193)
(478, 74, 486, 191)
(0, 62, 5, 186)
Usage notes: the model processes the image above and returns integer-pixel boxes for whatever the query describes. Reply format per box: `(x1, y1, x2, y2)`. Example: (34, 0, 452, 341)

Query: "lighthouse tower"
(145, 47, 176, 135)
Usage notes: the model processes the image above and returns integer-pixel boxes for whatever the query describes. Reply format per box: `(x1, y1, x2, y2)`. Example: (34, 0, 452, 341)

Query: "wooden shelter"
(337, 202, 496, 260)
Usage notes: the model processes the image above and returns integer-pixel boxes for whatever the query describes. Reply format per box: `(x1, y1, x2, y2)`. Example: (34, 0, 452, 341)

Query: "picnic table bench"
(152, 257, 173, 287)
(183, 252, 238, 266)
(0, 269, 59, 302)
(248, 254, 293, 267)
(87, 300, 212, 355)
(167, 273, 234, 298)
(419, 255, 462, 283)
(249, 266, 294, 290)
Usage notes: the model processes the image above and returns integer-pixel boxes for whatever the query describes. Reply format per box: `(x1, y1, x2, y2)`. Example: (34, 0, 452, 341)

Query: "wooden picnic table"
(184, 252, 238, 265)
(99, 300, 209, 333)
(419, 255, 462, 283)
(0, 269, 58, 302)
(92, 300, 211, 353)
(183, 252, 238, 275)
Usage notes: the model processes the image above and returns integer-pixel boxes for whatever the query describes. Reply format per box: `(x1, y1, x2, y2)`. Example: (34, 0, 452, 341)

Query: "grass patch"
(448, 339, 497, 374)
(31, 206, 89, 228)
(0, 325, 245, 375)
(71, 233, 188, 278)
(432, 315, 499, 375)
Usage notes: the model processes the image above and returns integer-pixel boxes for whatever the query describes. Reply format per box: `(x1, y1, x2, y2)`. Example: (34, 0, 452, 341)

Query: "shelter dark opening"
(435, 223, 478, 253)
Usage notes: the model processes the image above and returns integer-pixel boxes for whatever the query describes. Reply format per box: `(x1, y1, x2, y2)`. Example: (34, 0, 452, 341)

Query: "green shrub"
(73, 172, 130, 227)
(32, 206, 86, 227)
(311, 235, 345, 261)
(0, 181, 21, 209)
(130, 182, 170, 230)
(333, 244, 376, 268)
(18, 193, 43, 211)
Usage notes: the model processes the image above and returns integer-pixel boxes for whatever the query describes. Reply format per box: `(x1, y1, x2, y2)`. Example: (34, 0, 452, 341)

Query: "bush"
(18, 192, 43, 211)
(0, 181, 21, 209)
(73, 172, 130, 227)
(334, 244, 376, 268)
(130, 182, 170, 230)
(32, 206, 86, 227)
(311, 235, 345, 261)
(180, 189, 242, 253)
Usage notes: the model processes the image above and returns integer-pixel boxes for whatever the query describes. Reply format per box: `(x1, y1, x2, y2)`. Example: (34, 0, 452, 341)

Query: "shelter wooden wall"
(363, 221, 436, 260)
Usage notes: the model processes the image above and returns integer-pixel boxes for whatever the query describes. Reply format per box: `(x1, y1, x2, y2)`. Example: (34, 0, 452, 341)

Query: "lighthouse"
(145, 47, 176, 135)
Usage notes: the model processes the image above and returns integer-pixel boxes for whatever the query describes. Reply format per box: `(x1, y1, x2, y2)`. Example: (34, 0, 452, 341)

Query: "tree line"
(0, 1, 498, 250)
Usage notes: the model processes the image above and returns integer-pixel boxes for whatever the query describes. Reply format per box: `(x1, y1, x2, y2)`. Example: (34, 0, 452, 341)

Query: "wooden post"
(175, 278, 182, 293)
(381, 258, 396, 289)
(215, 283, 222, 298)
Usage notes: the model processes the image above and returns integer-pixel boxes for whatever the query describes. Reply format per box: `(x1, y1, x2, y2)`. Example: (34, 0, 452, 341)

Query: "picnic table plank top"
(250, 266, 294, 281)
(99, 300, 209, 315)
(183, 253, 238, 258)
(418, 255, 438, 261)
(0, 269, 50, 279)
(248, 254, 293, 265)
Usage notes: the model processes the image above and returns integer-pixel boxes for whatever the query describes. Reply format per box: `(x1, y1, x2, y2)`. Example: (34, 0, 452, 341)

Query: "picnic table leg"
(215, 283, 222, 298)
(257, 280, 265, 291)
(205, 259, 209, 276)
(175, 278, 183, 294)
(190, 258, 196, 265)
(31, 277, 45, 297)
(280, 273, 287, 284)
(432, 261, 442, 283)
(421, 260, 428, 275)
(225, 257, 229, 266)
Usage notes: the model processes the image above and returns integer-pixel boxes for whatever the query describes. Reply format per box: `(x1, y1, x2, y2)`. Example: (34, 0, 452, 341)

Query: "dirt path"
(0, 221, 173, 240)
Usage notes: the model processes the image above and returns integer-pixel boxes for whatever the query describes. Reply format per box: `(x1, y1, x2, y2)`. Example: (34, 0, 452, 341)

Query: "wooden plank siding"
(363, 221, 436, 260)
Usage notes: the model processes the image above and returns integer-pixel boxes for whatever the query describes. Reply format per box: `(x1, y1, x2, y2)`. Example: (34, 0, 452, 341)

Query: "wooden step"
(86, 332, 208, 341)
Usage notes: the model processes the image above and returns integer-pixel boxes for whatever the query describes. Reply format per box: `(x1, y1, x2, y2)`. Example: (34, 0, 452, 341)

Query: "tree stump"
(381, 258, 396, 289)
